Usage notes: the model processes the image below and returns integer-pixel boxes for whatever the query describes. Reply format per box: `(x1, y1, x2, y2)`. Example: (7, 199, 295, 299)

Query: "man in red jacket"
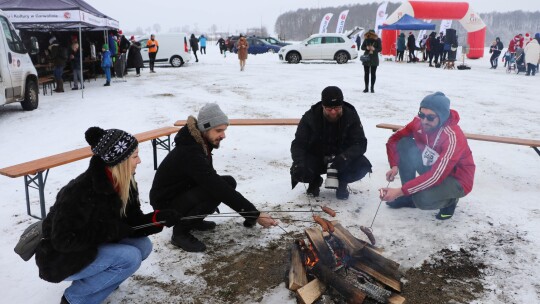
(380, 92, 475, 220)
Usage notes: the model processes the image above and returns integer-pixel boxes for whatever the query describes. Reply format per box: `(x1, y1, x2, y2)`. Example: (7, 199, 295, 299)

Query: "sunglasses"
(418, 111, 438, 122)
(324, 106, 342, 111)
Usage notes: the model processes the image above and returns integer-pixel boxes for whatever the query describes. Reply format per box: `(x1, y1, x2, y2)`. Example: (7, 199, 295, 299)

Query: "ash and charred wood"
(289, 242, 308, 291)
(296, 278, 327, 304)
(310, 262, 366, 304)
(305, 227, 335, 267)
(351, 258, 401, 293)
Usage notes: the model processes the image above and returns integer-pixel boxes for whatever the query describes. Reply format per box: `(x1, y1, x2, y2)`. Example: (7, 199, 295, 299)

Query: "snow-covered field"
(1, 44, 539, 303)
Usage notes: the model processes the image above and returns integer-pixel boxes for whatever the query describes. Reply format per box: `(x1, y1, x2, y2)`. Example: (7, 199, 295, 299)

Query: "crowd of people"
(494, 33, 540, 76)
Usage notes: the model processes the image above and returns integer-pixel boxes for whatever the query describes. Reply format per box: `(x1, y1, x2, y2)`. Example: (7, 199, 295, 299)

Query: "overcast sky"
(85, 0, 539, 35)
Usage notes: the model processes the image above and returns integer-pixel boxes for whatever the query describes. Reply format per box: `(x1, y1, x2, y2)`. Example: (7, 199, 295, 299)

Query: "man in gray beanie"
(150, 103, 277, 252)
(380, 92, 476, 220)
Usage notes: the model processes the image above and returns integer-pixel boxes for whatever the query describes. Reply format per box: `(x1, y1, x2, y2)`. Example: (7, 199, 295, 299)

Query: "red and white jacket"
(386, 110, 475, 196)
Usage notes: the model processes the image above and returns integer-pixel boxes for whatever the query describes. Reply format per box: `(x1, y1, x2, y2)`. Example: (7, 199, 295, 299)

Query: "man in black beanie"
(150, 103, 277, 252)
(380, 92, 476, 220)
(290, 86, 372, 200)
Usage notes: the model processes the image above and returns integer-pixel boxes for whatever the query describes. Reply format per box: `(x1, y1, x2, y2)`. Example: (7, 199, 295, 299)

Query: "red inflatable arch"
(381, 1, 486, 59)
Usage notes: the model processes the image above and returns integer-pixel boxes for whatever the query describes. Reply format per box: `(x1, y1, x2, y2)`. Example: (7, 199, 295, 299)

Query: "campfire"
(287, 215, 405, 304)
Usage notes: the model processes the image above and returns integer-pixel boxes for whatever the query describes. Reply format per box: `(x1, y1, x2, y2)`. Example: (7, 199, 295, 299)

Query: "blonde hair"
(109, 159, 136, 216)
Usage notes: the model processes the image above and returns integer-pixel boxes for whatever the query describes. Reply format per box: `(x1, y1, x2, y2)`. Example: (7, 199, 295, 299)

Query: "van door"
(0, 15, 26, 101)
(139, 38, 150, 63)
(0, 16, 14, 103)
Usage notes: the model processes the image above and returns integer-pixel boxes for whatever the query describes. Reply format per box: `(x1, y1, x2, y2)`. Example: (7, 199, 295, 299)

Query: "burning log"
(309, 262, 366, 303)
(288, 242, 308, 291)
(305, 227, 336, 268)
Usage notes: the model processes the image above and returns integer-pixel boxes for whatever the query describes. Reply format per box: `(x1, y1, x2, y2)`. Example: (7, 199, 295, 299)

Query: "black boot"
(306, 176, 323, 197)
(104, 81, 110, 86)
(436, 199, 458, 220)
(60, 295, 69, 304)
(370, 86, 375, 93)
(386, 196, 415, 208)
(336, 182, 349, 200)
(192, 220, 216, 231)
(55, 80, 64, 92)
(171, 230, 206, 252)
(363, 88, 368, 93)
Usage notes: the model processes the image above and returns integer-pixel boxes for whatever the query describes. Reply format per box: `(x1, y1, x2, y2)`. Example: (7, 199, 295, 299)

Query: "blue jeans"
(54, 66, 64, 80)
(103, 67, 111, 83)
(64, 237, 152, 304)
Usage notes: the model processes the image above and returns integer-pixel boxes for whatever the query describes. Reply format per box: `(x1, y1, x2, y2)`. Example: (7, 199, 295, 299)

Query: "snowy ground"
(1, 44, 539, 303)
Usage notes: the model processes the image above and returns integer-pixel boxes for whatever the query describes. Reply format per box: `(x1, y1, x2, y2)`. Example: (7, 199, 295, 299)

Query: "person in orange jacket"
(146, 34, 159, 73)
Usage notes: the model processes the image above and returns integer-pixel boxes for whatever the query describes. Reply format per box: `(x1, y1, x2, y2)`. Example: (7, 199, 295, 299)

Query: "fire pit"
(288, 221, 406, 304)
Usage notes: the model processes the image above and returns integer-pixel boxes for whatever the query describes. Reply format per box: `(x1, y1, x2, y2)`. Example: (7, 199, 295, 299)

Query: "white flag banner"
(440, 20, 453, 34)
(335, 10, 349, 33)
(416, 19, 432, 48)
(319, 13, 334, 33)
(375, 2, 388, 37)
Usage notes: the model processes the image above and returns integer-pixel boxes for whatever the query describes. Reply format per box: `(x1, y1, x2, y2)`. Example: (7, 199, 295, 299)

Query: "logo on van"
(17, 59, 20, 67)
(64, 12, 71, 19)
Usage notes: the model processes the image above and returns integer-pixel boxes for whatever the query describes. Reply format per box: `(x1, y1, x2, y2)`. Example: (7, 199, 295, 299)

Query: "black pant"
(193, 50, 199, 62)
(170, 175, 237, 234)
(135, 67, 140, 75)
(408, 49, 417, 62)
(490, 53, 500, 68)
(363, 65, 377, 90)
(149, 52, 156, 71)
(292, 154, 372, 185)
(201, 46, 206, 54)
(397, 51, 404, 61)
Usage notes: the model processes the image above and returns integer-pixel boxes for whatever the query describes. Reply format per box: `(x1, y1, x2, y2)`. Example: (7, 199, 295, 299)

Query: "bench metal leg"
(152, 135, 172, 170)
(24, 170, 49, 219)
(534, 147, 540, 157)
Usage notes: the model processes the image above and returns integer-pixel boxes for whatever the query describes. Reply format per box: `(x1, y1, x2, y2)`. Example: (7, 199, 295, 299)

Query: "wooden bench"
(174, 118, 300, 127)
(0, 126, 179, 219)
(38, 76, 55, 95)
(376, 123, 540, 157)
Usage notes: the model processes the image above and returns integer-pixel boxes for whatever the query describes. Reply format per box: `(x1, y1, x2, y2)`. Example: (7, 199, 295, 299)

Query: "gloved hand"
(291, 163, 312, 183)
(154, 209, 181, 227)
(331, 154, 348, 171)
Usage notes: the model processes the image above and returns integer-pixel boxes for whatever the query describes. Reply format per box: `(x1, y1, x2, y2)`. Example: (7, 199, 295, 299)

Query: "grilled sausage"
(321, 206, 336, 217)
(360, 226, 376, 245)
(313, 215, 329, 232)
(323, 218, 335, 233)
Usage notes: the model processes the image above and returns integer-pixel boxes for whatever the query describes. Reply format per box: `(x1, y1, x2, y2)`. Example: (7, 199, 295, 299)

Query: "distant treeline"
(275, 2, 540, 47)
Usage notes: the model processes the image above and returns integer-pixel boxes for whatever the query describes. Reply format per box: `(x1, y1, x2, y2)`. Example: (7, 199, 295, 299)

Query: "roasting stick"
(360, 181, 391, 245)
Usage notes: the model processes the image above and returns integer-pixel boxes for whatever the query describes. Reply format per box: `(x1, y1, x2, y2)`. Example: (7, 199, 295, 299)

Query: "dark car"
(233, 37, 281, 55)
(226, 35, 240, 52)
(259, 36, 291, 47)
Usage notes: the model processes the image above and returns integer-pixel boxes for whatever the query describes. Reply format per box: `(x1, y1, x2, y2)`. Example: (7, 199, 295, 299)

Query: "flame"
(304, 244, 320, 267)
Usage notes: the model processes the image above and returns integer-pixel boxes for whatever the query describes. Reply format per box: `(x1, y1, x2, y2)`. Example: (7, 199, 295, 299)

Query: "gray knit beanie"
(197, 103, 229, 132)
(419, 92, 451, 126)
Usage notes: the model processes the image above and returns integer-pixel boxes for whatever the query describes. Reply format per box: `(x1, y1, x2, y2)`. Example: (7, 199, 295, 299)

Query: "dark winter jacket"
(407, 34, 416, 50)
(397, 33, 406, 51)
(291, 101, 368, 170)
(217, 38, 226, 50)
(360, 31, 382, 67)
(189, 35, 199, 52)
(127, 41, 144, 68)
(70, 48, 81, 70)
(50, 43, 68, 67)
(428, 34, 440, 54)
(35, 156, 163, 283)
(150, 116, 259, 218)
(490, 38, 504, 56)
(119, 35, 131, 53)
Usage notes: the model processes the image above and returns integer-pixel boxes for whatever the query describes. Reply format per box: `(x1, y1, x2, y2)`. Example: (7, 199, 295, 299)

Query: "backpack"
(14, 220, 43, 261)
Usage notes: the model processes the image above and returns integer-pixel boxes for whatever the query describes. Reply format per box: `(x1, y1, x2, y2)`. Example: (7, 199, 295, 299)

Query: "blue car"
(234, 37, 281, 55)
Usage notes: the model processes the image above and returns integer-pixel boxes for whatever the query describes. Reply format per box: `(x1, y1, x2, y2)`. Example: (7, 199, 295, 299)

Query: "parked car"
(226, 35, 240, 52)
(278, 29, 362, 64)
(233, 37, 281, 55)
(137, 33, 191, 67)
(258, 36, 291, 47)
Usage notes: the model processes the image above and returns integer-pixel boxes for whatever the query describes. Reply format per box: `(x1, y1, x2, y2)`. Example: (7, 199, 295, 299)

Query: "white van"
(0, 9, 38, 110)
(138, 33, 191, 67)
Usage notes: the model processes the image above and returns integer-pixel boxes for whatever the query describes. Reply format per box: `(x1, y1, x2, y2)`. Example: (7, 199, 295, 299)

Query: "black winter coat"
(150, 116, 258, 218)
(190, 37, 199, 52)
(291, 101, 368, 167)
(35, 156, 163, 283)
(127, 42, 144, 68)
(361, 36, 382, 67)
(119, 35, 131, 53)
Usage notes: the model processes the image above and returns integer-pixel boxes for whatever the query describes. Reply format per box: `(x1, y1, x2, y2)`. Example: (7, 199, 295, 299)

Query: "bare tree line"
(275, 3, 540, 47)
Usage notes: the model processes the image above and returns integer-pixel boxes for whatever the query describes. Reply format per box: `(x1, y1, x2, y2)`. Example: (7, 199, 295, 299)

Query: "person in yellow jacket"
(146, 34, 159, 73)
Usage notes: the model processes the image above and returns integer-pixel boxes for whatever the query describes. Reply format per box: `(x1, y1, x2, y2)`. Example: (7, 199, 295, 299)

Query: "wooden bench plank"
(174, 118, 300, 127)
(0, 126, 179, 178)
(376, 123, 540, 148)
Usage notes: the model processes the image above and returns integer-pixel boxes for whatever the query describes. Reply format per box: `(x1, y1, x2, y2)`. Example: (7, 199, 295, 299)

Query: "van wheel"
(21, 79, 38, 111)
(335, 51, 349, 64)
(170, 56, 184, 67)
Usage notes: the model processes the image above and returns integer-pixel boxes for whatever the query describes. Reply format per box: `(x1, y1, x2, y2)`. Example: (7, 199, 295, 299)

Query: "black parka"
(150, 116, 258, 218)
(35, 156, 163, 283)
(291, 101, 368, 167)
(127, 41, 144, 68)
(361, 31, 382, 67)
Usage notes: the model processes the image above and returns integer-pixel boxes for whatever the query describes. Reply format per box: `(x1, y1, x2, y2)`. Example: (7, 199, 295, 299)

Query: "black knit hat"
(321, 86, 344, 107)
(85, 127, 138, 166)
